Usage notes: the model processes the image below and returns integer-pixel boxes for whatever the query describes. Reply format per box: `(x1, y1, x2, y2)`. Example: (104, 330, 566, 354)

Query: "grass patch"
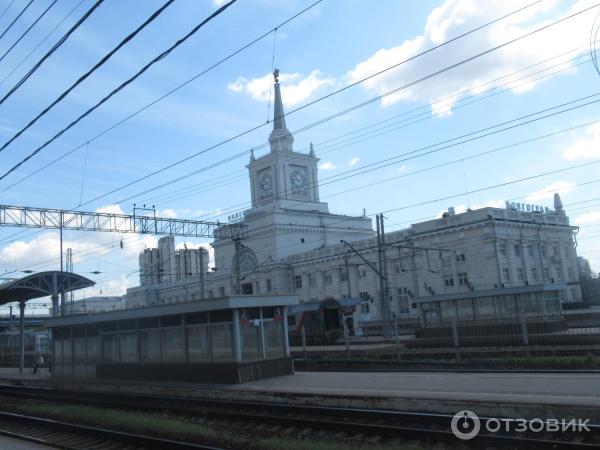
(3, 399, 423, 450)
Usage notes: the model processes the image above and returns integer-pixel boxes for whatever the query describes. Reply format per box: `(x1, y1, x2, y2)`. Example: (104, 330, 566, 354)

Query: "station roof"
(45, 294, 298, 327)
(0, 271, 95, 306)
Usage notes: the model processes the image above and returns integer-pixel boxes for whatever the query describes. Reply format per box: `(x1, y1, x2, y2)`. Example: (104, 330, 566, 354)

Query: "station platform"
(1, 368, 599, 422)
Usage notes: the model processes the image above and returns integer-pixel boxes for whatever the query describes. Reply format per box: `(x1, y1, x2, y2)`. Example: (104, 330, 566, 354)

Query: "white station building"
(126, 71, 582, 332)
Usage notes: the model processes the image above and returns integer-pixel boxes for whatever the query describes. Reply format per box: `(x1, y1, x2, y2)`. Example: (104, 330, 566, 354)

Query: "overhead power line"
(0, 1, 17, 22)
(0, 0, 105, 107)
(141, 49, 592, 207)
(0, 0, 176, 153)
(0, 0, 238, 181)
(0, 0, 319, 192)
(0, 0, 86, 88)
(0, 0, 58, 64)
(0, 0, 34, 42)
(76, 1, 600, 209)
(0, 0, 548, 196)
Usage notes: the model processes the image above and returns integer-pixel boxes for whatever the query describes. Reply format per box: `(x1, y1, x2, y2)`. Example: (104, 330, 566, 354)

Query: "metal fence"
(290, 314, 600, 361)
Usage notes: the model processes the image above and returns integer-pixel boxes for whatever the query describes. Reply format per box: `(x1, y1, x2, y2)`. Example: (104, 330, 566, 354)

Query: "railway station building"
(124, 71, 583, 334)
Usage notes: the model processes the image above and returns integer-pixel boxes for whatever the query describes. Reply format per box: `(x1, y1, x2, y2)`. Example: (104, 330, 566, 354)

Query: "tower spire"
(272, 68, 287, 131)
(269, 68, 294, 153)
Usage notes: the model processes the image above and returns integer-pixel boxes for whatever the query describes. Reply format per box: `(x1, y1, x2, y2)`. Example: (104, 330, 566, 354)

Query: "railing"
(290, 314, 600, 362)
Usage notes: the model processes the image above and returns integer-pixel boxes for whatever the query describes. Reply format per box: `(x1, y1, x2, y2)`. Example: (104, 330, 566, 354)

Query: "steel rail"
(0, 385, 597, 449)
(0, 410, 223, 450)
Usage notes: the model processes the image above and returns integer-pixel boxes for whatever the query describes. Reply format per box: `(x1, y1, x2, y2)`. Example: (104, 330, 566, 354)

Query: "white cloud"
(346, 0, 593, 114)
(95, 204, 124, 215)
(319, 161, 336, 170)
(563, 123, 600, 160)
(212, 0, 228, 5)
(158, 208, 177, 218)
(574, 211, 600, 226)
(397, 164, 409, 172)
(525, 180, 575, 202)
(348, 157, 360, 166)
(228, 70, 334, 106)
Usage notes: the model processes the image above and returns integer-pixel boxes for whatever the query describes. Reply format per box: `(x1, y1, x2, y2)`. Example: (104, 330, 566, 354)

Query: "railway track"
(0, 384, 598, 449)
(0, 411, 222, 449)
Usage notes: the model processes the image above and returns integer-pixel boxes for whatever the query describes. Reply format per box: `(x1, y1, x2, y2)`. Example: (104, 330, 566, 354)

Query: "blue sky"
(0, 0, 599, 307)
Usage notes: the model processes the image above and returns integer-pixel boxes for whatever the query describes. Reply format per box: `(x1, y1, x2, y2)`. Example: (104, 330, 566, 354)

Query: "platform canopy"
(0, 271, 94, 306)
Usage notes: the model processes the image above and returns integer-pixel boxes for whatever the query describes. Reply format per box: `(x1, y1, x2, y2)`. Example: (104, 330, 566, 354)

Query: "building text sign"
(505, 201, 550, 213)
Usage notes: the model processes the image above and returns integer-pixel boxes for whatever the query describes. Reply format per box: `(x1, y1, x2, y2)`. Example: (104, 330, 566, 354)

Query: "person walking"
(33, 354, 44, 374)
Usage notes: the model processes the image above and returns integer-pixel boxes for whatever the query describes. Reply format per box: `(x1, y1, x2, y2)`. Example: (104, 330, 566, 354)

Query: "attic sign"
(505, 201, 550, 213)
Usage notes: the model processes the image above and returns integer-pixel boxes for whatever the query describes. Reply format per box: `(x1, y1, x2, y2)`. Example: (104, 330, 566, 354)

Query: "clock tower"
(247, 69, 327, 213)
(212, 69, 373, 280)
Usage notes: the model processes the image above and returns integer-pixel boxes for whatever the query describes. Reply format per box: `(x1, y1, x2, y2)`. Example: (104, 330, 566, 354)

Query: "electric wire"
(0, 0, 323, 194)
(0, 0, 16, 22)
(0, 0, 176, 154)
(0, 0, 239, 180)
(12, 0, 554, 205)
(0, 0, 58, 64)
(0, 0, 34, 42)
(0, 0, 104, 105)
(142, 50, 593, 207)
(85, 2, 600, 209)
(0, 0, 85, 88)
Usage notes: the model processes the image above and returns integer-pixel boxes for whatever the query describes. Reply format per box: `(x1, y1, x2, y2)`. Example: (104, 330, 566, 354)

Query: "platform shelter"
(46, 295, 298, 384)
(0, 271, 94, 373)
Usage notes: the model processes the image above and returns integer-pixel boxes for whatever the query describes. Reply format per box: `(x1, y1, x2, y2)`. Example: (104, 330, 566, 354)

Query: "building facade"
(125, 71, 582, 330)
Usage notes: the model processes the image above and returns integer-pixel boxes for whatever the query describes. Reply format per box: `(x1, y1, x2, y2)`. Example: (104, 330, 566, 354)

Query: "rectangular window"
(324, 272, 332, 285)
(553, 246, 559, 257)
(308, 273, 316, 288)
(443, 274, 455, 287)
(531, 267, 538, 281)
(455, 253, 466, 263)
(208, 289, 214, 299)
(397, 288, 409, 314)
(187, 324, 209, 361)
(218, 286, 225, 297)
(499, 243, 507, 257)
(517, 267, 524, 281)
(358, 266, 367, 278)
(502, 268, 511, 282)
(294, 275, 302, 289)
(544, 267, 551, 280)
(359, 291, 371, 314)
(567, 267, 574, 280)
(339, 267, 348, 282)
(528, 245, 534, 257)
(394, 259, 402, 273)
(458, 272, 469, 285)
(514, 244, 521, 257)
(540, 245, 547, 258)
(266, 279, 272, 292)
(555, 268, 562, 282)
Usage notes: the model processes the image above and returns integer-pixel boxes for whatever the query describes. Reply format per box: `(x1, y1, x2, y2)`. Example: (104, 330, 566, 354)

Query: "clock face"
(290, 166, 308, 194)
(258, 171, 273, 199)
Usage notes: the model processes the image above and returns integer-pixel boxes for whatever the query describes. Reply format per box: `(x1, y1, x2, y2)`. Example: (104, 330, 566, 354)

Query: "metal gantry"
(0, 204, 244, 239)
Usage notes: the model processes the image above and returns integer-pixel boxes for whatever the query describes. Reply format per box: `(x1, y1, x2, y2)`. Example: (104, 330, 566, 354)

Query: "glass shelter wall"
(51, 307, 288, 376)
(421, 291, 563, 326)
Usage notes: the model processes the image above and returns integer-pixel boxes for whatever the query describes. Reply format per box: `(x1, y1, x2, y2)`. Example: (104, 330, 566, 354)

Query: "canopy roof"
(0, 271, 94, 305)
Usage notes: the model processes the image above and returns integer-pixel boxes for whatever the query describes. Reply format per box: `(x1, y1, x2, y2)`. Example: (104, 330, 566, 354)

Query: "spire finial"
(554, 192, 564, 212)
(309, 142, 315, 156)
(250, 148, 255, 163)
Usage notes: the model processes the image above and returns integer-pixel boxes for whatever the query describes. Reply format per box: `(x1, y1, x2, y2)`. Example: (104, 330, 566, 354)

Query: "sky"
(0, 0, 599, 311)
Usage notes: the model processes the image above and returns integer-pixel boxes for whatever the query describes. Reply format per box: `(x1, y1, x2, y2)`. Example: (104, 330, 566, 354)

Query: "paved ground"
(1, 367, 599, 407)
(0, 436, 54, 449)
(225, 371, 600, 406)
